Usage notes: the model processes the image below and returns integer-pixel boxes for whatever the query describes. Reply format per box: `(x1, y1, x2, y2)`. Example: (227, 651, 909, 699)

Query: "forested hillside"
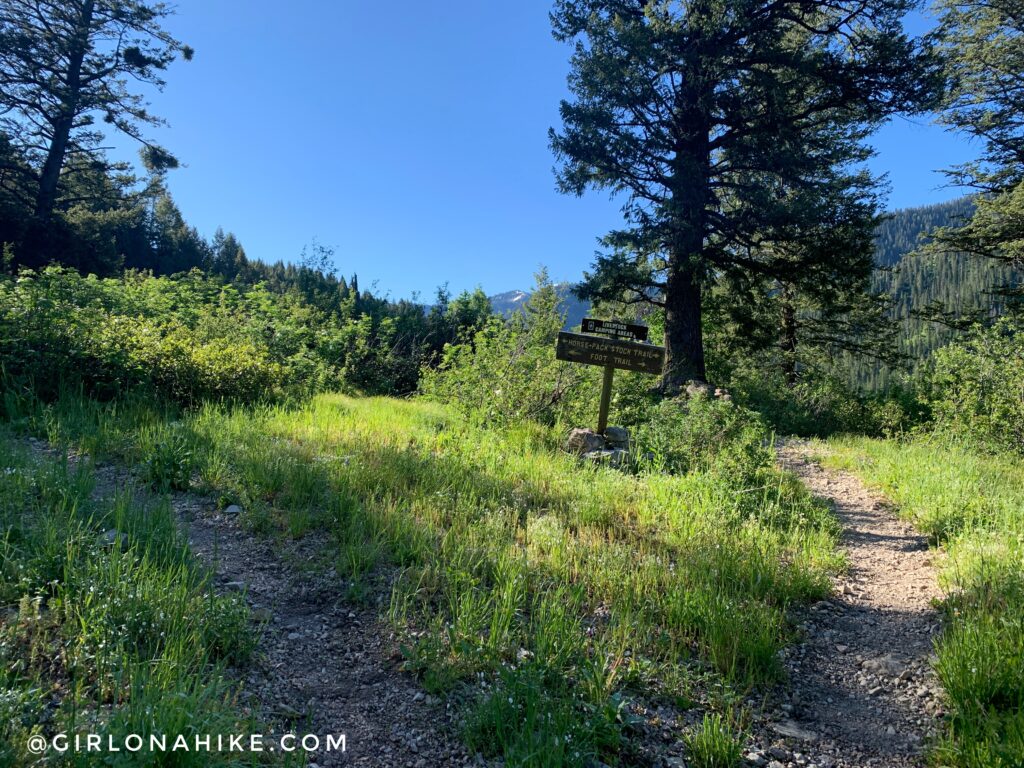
(851, 198, 1022, 389)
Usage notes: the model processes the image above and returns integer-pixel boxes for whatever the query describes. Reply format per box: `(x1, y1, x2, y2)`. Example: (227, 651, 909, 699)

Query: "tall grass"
(0, 430, 267, 766)
(824, 435, 1024, 767)
(24, 391, 843, 767)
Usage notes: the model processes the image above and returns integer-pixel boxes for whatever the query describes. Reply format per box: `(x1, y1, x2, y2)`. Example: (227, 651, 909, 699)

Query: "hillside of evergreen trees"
(851, 198, 1022, 389)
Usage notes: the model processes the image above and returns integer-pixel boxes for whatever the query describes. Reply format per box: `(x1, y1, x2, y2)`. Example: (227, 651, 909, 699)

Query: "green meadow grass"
(824, 435, 1024, 768)
(0, 429, 286, 766)
(18, 391, 844, 767)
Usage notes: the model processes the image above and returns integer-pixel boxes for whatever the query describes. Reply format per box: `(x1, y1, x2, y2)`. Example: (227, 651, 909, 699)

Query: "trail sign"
(556, 331, 664, 375)
(555, 326, 665, 434)
(581, 317, 649, 342)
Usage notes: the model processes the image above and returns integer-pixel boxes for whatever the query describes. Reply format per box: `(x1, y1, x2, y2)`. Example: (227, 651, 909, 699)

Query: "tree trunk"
(780, 286, 798, 387)
(662, 52, 711, 392)
(33, 0, 94, 223)
(663, 257, 706, 389)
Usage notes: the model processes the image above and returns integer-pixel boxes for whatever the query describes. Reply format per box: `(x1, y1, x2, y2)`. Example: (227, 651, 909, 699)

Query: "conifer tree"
(932, 0, 1024, 276)
(0, 0, 191, 258)
(550, 0, 939, 388)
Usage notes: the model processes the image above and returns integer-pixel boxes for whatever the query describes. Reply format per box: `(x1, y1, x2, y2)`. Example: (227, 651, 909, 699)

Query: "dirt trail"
(747, 441, 946, 768)
(181, 502, 481, 767)
(29, 439, 479, 768)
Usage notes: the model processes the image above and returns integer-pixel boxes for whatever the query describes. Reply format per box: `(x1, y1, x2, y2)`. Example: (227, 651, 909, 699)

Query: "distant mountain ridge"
(489, 283, 590, 330)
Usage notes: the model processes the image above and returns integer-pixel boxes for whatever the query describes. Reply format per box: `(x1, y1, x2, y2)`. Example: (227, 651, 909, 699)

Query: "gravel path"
(27, 439, 481, 768)
(26, 435, 951, 768)
(744, 442, 946, 768)
(182, 502, 481, 767)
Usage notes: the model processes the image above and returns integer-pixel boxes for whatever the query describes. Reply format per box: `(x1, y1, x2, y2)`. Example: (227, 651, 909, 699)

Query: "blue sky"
(118, 1, 976, 299)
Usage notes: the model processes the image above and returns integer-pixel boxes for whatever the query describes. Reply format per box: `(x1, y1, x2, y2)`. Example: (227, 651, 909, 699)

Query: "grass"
(683, 712, 745, 768)
(823, 434, 1024, 767)
(7, 390, 845, 767)
(0, 428, 284, 766)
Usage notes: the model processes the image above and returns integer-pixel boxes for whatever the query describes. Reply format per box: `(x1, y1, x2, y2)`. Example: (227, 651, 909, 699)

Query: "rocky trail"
(28, 438, 479, 768)
(743, 442, 946, 768)
(28, 435, 950, 768)
(182, 499, 479, 767)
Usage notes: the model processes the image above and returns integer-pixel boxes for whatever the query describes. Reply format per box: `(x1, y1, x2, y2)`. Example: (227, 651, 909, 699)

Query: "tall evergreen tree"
(932, 0, 1024, 275)
(0, 0, 191, 260)
(550, 0, 938, 388)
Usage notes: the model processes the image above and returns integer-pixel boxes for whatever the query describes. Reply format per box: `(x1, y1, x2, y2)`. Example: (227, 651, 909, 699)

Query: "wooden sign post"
(555, 319, 665, 433)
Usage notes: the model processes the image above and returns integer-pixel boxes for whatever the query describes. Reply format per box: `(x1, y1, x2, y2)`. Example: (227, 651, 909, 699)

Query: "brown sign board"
(556, 331, 665, 375)
(581, 317, 649, 342)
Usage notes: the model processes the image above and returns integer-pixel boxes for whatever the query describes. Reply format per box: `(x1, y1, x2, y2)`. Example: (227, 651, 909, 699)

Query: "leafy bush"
(634, 394, 771, 481)
(926, 318, 1024, 453)
(139, 422, 195, 491)
(0, 267, 335, 405)
(420, 270, 600, 427)
(729, 363, 925, 438)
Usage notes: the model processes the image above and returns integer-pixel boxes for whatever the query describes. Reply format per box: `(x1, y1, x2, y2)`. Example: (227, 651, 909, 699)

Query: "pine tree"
(550, 0, 939, 388)
(932, 0, 1024, 275)
(0, 0, 191, 259)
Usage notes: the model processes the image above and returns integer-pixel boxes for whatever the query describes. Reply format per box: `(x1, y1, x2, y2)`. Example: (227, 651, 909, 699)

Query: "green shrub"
(139, 422, 195, 491)
(420, 270, 599, 427)
(0, 267, 335, 405)
(727, 363, 926, 438)
(634, 394, 771, 481)
(926, 318, 1024, 453)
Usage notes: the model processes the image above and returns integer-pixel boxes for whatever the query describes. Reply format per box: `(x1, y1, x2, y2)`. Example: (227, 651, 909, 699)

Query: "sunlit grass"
(23, 391, 844, 766)
(0, 429, 269, 766)
(823, 435, 1024, 767)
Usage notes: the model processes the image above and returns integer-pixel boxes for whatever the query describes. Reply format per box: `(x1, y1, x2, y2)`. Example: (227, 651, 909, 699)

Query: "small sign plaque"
(555, 331, 665, 375)
(580, 317, 649, 342)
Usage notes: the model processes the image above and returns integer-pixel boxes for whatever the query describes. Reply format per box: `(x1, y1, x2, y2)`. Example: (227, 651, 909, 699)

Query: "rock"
(745, 752, 767, 766)
(251, 607, 273, 623)
(566, 428, 606, 455)
(886, 725, 896, 736)
(413, 692, 425, 702)
(864, 654, 906, 677)
(603, 426, 629, 447)
(835, 644, 848, 653)
(684, 380, 712, 399)
(223, 504, 243, 516)
(287, 632, 301, 641)
(224, 581, 246, 591)
(276, 703, 302, 719)
(768, 746, 791, 761)
(609, 448, 630, 467)
(773, 720, 817, 741)
(767, 762, 786, 768)
(99, 529, 127, 550)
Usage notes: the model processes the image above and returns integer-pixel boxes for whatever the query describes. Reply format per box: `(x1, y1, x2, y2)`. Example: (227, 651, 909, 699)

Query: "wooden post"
(597, 364, 614, 434)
